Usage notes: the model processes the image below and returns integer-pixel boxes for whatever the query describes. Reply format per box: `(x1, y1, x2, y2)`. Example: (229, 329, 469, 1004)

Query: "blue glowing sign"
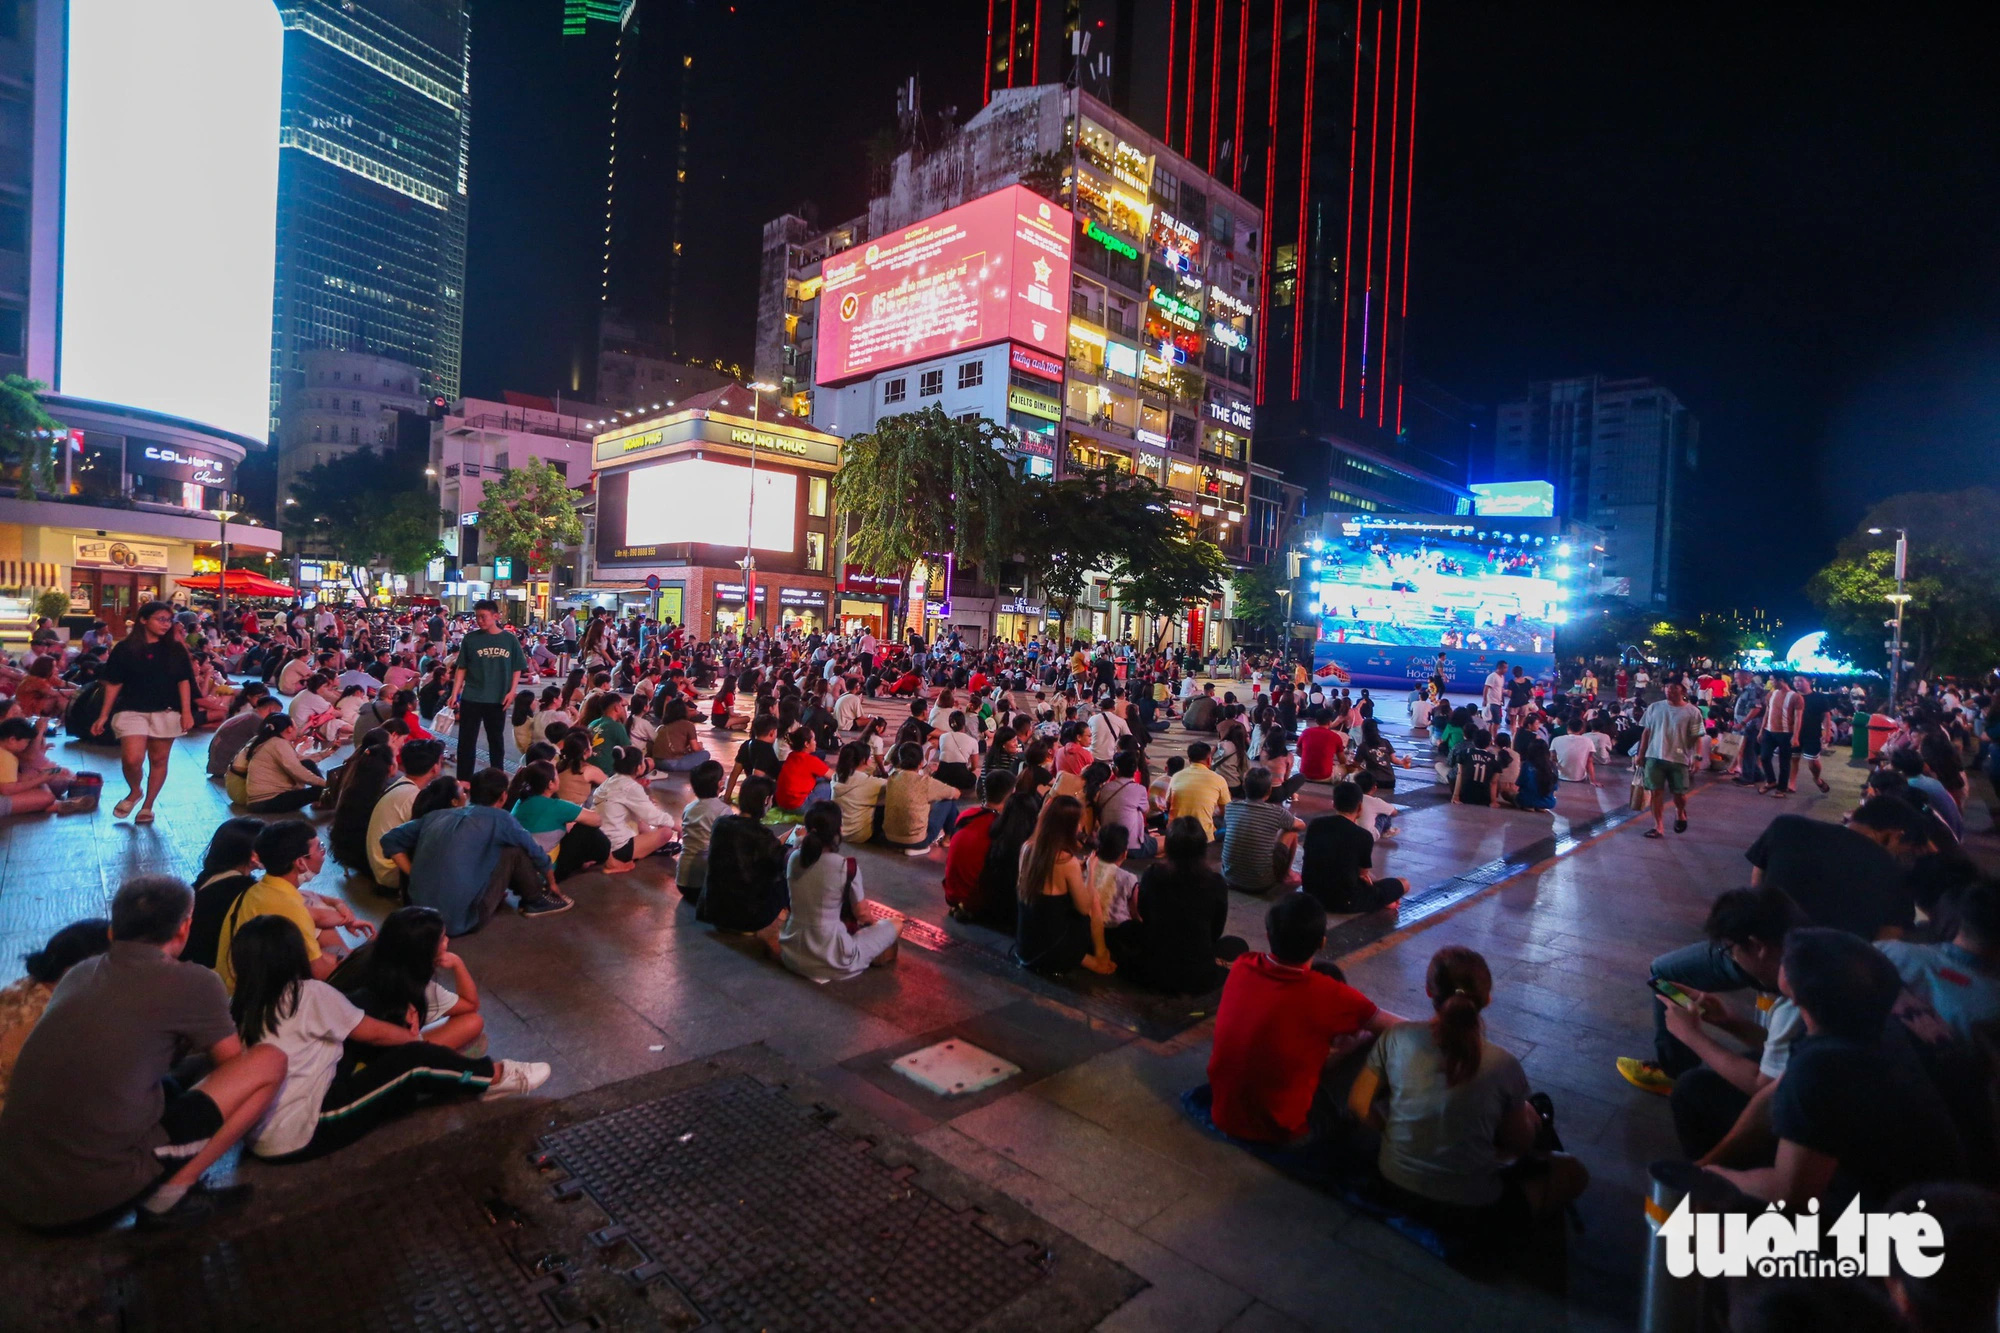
(1469, 480, 1556, 518)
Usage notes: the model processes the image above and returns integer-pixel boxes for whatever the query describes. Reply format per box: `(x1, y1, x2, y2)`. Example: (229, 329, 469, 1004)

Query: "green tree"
(1230, 563, 1289, 644)
(836, 405, 1022, 629)
(283, 449, 445, 573)
(1805, 490, 2000, 680)
(1113, 523, 1230, 652)
(477, 457, 585, 576)
(0, 376, 65, 500)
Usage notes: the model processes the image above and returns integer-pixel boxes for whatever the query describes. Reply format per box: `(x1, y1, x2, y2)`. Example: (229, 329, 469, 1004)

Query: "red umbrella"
(175, 570, 297, 597)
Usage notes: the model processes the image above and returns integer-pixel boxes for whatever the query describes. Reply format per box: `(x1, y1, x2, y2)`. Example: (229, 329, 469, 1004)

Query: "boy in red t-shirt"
(1206, 894, 1400, 1144)
(943, 769, 1014, 919)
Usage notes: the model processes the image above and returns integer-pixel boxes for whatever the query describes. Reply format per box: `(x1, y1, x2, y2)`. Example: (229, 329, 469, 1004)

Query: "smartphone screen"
(1650, 979, 1694, 1009)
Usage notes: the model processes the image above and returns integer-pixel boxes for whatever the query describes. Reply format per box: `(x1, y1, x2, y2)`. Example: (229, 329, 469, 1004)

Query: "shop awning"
(173, 570, 297, 597)
(0, 561, 62, 589)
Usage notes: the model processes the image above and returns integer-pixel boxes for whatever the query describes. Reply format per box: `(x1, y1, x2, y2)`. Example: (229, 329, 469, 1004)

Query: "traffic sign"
(645, 574, 662, 591)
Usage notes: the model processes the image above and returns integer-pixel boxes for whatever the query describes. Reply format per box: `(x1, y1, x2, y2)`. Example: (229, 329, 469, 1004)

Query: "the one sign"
(1008, 344, 1064, 382)
(73, 536, 168, 571)
(1205, 388, 1254, 431)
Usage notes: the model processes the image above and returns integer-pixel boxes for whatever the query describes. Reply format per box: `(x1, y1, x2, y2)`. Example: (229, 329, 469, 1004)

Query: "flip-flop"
(134, 808, 156, 824)
(1674, 818, 1688, 833)
(1643, 828, 1664, 839)
(1816, 779, 1830, 793)
(113, 796, 139, 819)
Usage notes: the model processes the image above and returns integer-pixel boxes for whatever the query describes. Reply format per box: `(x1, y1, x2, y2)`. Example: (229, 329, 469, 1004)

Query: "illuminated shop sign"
(1208, 286, 1253, 318)
(727, 427, 811, 457)
(1103, 341, 1141, 378)
(1081, 218, 1139, 260)
(1152, 210, 1201, 255)
(1009, 344, 1064, 381)
(1007, 387, 1061, 421)
(1149, 287, 1202, 331)
(1210, 321, 1249, 352)
(1206, 390, 1254, 431)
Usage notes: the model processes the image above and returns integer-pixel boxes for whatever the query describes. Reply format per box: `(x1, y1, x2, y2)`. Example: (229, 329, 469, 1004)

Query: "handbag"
(1628, 769, 1648, 811)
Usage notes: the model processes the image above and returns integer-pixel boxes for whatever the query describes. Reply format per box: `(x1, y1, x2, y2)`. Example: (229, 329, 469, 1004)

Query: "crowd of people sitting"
(0, 595, 1995, 1331)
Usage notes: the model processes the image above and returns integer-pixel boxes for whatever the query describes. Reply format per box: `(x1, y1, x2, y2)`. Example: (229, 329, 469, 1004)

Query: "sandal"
(134, 808, 156, 824)
(1816, 778, 1830, 793)
(113, 796, 139, 819)
(1643, 828, 1665, 839)
(1674, 817, 1688, 833)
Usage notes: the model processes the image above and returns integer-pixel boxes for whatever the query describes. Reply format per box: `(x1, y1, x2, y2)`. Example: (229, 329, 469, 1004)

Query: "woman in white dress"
(775, 803, 900, 982)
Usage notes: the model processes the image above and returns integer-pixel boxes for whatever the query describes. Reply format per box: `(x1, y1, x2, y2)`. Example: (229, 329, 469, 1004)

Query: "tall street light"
(740, 382, 778, 637)
(1868, 526, 1910, 698)
(211, 507, 239, 623)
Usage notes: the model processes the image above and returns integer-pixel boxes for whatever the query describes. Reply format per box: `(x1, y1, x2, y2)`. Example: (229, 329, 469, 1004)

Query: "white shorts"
(111, 709, 186, 741)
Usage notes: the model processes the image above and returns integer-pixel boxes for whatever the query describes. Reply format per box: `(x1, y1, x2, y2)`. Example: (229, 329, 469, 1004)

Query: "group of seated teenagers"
(0, 818, 549, 1230)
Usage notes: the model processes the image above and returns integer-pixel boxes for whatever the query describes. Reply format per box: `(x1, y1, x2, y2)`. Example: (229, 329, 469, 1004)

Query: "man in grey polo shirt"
(1219, 768, 1303, 893)
(0, 876, 287, 1228)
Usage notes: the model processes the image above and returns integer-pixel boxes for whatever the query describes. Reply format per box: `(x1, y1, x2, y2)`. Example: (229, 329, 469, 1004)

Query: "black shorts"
(1798, 735, 1822, 758)
(613, 839, 635, 861)
(152, 1084, 225, 1163)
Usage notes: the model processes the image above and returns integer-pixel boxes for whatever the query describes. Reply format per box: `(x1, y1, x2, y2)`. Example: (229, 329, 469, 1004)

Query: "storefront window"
(805, 530, 825, 571)
(807, 476, 828, 517)
(70, 431, 125, 503)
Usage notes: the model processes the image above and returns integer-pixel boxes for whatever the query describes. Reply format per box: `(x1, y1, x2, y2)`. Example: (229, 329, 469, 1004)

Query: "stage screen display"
(1309, 515, 1567, 692)
(1469, 480, 1557, 518)
(624, 459, 796, 552)
(59, 0, 283, 441)
(814, 185, 1073, 387)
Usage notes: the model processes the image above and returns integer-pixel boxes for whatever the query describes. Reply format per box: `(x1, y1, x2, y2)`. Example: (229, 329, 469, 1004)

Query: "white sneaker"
(902, 841, 933, 856)
(481, 1060, 551, 1100)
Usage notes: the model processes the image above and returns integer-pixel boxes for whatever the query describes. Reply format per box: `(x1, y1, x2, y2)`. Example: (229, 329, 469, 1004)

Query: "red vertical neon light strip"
(1165, 0, 1177, 147)
(1336, 0, 1361, 409)
(1031, 0, 1041, 83)
(1005, 0, 1019, 88)
(1255, 0, 1282, 403)
(1357, 6, 1382, 418)
(1378, 0, 1403, 427)
(1233, 0, 1249, 191)
(1396, 0, 1421, 434)
(1208, 0, 1222, 174)
(983, 0, 993, 106)
(1290, 0, 1317, 398)
(1185, 0, 1198, 153)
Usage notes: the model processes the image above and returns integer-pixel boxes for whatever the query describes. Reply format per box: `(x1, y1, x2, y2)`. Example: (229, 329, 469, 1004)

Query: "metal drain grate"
(536, 1074, 1050, 1331)
(114, 1180, 570, 1332)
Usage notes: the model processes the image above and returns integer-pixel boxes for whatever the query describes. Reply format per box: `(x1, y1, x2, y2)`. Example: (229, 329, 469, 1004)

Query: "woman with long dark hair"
(1347, 946, 1587, 1237)
(329, 905, 486, 1053)
(228, 915, 545, 1162)
(696, 776, 790, 932)
(1012, 795, 1114, 975)
(775, 802, 901, 980)
(233, 714, 326, 813)
(182, 817, 266, 969)
(90, 600, 195, 822)
(329, 741, 396, 869)
(1124, 817, 1243, 994)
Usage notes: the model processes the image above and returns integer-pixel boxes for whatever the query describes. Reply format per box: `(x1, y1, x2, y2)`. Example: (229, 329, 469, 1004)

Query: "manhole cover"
(536, 1075, 1047, 1330)
(889, 1040, 1021, 1097)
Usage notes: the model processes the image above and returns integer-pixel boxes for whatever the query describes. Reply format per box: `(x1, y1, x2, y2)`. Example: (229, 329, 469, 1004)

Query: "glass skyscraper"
(270, 0, 470, 438)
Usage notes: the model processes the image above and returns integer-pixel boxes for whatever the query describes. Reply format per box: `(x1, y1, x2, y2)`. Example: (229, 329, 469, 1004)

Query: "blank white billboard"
(59, 0, 284, 440)
(626, 458, 797, 552)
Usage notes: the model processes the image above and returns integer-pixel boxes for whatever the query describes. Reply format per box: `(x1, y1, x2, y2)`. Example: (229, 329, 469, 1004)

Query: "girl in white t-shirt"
(228, 915, 547, 1162)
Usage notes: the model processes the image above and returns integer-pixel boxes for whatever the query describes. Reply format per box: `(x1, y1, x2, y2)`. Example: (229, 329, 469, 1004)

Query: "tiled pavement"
(1, 695, 1982, 1330)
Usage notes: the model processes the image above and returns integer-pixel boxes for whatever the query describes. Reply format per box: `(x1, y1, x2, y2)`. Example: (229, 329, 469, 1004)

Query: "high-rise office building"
(1488, 375, 1700, 606)
(269, 0, 470, 463)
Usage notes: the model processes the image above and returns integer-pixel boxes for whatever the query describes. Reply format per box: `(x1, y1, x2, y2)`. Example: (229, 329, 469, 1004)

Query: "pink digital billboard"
(814, 185, 1073, 388)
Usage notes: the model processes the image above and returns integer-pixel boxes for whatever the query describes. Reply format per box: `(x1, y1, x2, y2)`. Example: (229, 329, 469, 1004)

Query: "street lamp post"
(740, 382, 778, 638)
(212, 508, 238, 624)
(1868, 526, 1910, 699)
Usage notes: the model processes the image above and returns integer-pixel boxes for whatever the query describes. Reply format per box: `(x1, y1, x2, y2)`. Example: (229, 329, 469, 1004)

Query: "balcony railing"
(455, 412, 597, 443)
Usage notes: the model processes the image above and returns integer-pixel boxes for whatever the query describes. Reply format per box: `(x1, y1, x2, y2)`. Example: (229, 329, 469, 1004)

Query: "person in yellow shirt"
(1167, 741, 1231, 840)
(214, 821, 359, 992)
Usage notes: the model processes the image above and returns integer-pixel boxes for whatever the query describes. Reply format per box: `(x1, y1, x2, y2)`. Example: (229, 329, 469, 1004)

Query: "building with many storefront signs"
(587, 385, 841, 637)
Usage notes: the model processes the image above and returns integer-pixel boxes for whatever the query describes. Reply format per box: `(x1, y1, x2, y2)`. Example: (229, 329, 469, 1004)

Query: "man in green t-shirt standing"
(449, 599, 527, 780)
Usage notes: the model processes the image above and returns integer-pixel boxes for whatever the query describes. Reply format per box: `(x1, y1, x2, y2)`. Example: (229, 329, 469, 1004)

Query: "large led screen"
(59, 0, 283, 441)
(625, 459, 797, 552)
(1311, 517, 1569, 656)
(814, 185, 1072, 387)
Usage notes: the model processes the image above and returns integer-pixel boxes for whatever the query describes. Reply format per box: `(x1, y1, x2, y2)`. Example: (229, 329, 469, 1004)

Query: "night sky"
(461, 2, 2000, 628)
